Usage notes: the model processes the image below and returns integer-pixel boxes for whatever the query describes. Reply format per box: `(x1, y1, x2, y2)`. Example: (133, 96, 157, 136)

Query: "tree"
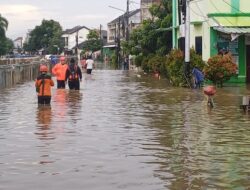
(0, 14, 8, 37)
(24, 19, 63, 54)
(203, 53, 237, 87)
(122, 0, 172, 59)
(0, 14, 10, 56)
(82, 30, 102, 53)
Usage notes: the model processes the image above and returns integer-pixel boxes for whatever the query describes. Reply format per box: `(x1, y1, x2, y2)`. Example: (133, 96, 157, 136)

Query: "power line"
(222, 0, 244, 14)
(209, 0, 236, 27)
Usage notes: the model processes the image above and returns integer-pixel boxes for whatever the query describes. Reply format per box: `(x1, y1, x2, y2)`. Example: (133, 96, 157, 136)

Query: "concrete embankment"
(0, 57, 46, 89)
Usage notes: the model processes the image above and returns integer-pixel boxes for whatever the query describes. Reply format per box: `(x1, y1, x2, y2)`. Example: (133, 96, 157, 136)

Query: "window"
(178, 37, 185, 53)
(195, 36, 202, 55)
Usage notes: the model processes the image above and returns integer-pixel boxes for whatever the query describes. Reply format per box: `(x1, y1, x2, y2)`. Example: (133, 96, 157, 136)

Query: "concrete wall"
(0, 58, 44, 89)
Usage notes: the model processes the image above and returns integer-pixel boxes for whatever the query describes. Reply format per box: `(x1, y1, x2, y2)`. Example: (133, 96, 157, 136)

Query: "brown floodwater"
(0, 70, 250, 190)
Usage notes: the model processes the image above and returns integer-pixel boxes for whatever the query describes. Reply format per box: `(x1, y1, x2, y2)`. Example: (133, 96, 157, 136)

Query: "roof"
(63, 25, 90, 34)
(213, 26, 250, 34)
(108, 9, 141, 25)
(14, 37, 23, 41)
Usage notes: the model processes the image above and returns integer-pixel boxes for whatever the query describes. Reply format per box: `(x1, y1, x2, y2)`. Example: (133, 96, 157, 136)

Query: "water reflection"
(35, 106, 55, 141)
(53, 89, 67, 122)
(1, 71, 250, 190)
(67, 90, 83, 120)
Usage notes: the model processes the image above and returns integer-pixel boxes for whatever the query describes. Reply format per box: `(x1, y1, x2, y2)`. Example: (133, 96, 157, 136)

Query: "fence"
(0, 57, 46, 89)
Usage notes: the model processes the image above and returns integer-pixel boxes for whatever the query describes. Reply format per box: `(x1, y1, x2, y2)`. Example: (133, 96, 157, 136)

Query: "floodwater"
(0, 70, 250, 190)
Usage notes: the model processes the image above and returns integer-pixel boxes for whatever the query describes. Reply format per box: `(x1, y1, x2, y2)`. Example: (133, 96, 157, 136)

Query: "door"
(246, 45, 250, 83)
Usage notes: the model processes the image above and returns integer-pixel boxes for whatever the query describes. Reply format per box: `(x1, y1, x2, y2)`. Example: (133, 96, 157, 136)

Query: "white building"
(62, 26, 90, 53)
(13, 37, 23, 49)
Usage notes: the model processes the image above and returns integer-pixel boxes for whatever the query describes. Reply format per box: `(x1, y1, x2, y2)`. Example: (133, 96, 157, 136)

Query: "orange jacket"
(52, 63, 68, 81)
(35, 74, 54, 96)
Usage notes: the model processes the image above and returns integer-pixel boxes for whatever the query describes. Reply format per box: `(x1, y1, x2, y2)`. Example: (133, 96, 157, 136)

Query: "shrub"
(165, 49, 185, 86)
(164, 48, 205, 86)
(203, 53, 237, 87)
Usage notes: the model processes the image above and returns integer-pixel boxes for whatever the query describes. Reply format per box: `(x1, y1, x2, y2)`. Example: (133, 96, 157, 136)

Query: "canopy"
(213, 26, 250, 34)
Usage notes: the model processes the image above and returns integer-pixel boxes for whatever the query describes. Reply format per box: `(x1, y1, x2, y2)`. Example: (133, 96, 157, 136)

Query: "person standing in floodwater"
(52, 56, 68, 89)
(86, 55, 95, 74)
(65, 58, 82, 90)
(35, 65, 54, 105)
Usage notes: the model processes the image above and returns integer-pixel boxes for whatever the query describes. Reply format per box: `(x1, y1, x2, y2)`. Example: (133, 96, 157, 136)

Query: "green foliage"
(142, 54, 166, 74)
(121, 0, 172, 57)
(24, 19, 63, 54)
(111, 53, 118, 69)
(203, 53, 237, 87)
(161, 49, 205, 86)
(82, 30, 102, 53)
(165, 49, 185, 86)
(190, 48, 205, 70)
(0, 14, 10, 56)
(134, 54, 143, 67)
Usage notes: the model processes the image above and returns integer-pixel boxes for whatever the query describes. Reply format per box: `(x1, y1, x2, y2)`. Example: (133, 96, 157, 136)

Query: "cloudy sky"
(0, 0, 140, 39)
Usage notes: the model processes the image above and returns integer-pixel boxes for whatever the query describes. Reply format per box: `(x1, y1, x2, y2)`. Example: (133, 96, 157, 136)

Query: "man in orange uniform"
(52, 56, 68, 89)
(35, 65, 54, 105)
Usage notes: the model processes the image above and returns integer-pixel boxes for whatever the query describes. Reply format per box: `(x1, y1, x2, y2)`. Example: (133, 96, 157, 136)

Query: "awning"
(213, 26, 250, 34)
(213, 26, 250, 41)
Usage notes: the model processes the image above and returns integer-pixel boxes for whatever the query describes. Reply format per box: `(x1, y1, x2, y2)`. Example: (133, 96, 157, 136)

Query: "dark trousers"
(57, 80, 65, 89)
(87, 69, 92, 74)
(68, 80, 80, 90)
(38, 96, 51, 105)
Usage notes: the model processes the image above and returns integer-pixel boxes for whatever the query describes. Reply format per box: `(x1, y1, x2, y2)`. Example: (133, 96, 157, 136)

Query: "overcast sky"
(0, 0, 140, 39)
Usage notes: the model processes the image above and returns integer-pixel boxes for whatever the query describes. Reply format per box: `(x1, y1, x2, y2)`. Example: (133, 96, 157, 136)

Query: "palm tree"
(0, 14, 8, 37)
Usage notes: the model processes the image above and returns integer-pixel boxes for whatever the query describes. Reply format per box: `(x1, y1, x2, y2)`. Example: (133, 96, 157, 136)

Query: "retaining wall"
(0, 57, 48, 89)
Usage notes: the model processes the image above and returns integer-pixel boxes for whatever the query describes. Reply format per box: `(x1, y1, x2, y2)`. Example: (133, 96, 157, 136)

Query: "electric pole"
(126, 0, 129, 41)
(184, 0, 190, 77)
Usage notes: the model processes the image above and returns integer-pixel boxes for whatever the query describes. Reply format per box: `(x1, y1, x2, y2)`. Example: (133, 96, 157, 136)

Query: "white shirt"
(86, 59, 94, 69)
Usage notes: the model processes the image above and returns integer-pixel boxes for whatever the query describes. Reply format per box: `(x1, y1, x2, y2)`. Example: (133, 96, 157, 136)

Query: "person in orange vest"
(52, 56, 68, 89)
(35, 65, 54, 105)
(65, 58, 82, 90)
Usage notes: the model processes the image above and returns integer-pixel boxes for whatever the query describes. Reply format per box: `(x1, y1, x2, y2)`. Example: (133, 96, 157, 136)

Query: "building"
(13, 37, 23, 49)
(172, 0, 250, 83)
(141, 0, 161, 21)
(107, 9, 141, 44)
(62, 25, 90, 54)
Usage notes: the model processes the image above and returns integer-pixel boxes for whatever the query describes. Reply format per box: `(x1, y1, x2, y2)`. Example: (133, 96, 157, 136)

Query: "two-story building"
(172, 0, 250, 83)
(62, 25, 90, 55)
(107, 9, 141, 44)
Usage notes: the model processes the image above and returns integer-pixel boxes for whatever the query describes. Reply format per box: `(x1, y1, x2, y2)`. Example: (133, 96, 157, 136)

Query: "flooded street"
(1, 70, 250, 190)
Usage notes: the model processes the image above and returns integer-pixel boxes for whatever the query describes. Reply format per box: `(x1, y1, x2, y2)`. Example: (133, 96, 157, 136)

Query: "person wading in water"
(52, 56, 68, 89)
(35, 65, 54, 105)
(65, 58, 82, 90)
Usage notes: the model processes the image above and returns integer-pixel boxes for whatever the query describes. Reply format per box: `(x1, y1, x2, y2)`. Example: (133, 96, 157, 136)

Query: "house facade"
(62, 26, 89, 54)
(173, 0, 250, 83)
(107, 9, 141, 44)
(13, 37, 23, 49)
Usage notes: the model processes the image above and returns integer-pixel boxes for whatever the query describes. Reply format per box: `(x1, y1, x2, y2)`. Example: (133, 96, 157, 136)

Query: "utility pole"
(184, 0, 190, 78)
(118, 17, 121, 68)
(75, 30, 79, 59)
(126, 0, 129, 41)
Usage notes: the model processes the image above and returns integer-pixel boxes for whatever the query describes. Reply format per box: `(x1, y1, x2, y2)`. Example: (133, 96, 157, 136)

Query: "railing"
(0, 57, 45, 89)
